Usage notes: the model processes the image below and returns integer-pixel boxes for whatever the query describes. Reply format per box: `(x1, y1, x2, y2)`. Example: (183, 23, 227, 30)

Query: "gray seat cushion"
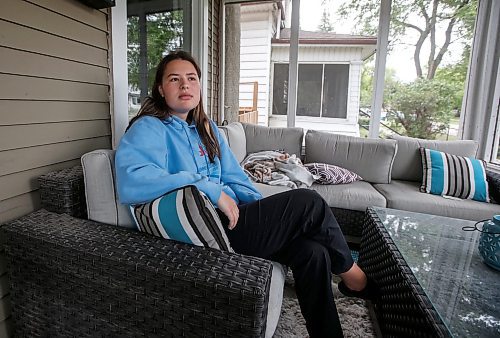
(243, 123, 304, 158)
(81, 149, 136, 228)
(310, 181, 387, 211)
(266, 262, 286, 338)
(390, 135, 479, 182)
(374, 180, 500, 221)
(218, 122, 247, 164)
(305, 130, 397, 184)
(254, 183, 292, 198)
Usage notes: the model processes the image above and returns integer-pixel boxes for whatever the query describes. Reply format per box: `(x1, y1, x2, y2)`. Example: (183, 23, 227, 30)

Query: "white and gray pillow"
(305, 163, 362, 185)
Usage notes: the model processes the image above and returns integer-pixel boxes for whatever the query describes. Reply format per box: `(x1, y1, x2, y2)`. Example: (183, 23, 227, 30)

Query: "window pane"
(146, 11, 185, 83)
(322, 64, 349, 118)
(272, 63, 289, 116)
(332, 0, 478, 139)
(297, 64, 322, 117)
(127, 0, 191, 120)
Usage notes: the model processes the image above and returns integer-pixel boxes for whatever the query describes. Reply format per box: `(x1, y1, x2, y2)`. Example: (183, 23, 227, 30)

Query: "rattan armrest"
(38, 165, 87, 217)
(487, 169, 500, 203)
(2, 209, 272, 337)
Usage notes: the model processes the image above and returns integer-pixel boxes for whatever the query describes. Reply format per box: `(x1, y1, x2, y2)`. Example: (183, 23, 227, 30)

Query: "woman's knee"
(291, 188, 325, 204)
(297, 241, 331, 268)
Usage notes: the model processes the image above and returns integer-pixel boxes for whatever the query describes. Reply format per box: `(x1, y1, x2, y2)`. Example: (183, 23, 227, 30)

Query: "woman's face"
(158, 59, 201, 120)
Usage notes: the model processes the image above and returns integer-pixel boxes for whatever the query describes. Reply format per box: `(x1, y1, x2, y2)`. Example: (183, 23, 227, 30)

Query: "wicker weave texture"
(3, 210, 273, 337)
(358, 208, 451, 338)
(38, 166, 87, 218)
(331, 207, 365, 238)
(487, 169, 500, 203)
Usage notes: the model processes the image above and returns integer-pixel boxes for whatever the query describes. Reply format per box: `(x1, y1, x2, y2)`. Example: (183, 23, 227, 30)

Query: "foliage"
(318, 0, 334, 32)
(338, 0, 477, 79)
(127, 11, 184, 93)
(341, 0, 477, 139)
(434, 45, 470, 113)
(384, 78, 461, 138)
(360, 61, 399, 108)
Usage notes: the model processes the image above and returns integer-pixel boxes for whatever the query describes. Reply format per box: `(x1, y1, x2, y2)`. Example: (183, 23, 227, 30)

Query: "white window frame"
(111, 0, 128, 148)
(459, 0, 500, 164)
(489, 70, 500, 167)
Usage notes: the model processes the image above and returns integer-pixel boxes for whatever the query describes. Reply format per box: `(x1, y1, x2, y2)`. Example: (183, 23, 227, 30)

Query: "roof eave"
(272, 38, 377, 45)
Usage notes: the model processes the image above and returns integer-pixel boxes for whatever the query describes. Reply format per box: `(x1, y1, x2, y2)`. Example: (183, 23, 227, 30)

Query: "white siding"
(272, 45, 364, 63)
(240, 9, 274, 125)
(348, 61, 363, 126)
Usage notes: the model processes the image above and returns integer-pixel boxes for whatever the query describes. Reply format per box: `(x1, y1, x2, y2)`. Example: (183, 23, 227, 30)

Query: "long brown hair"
(128, 51, 220, 162)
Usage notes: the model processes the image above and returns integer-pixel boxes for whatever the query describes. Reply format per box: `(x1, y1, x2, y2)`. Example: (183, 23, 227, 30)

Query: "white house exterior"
(239, 3, 282, 126)
(239, 5, 376, 136)
(270, 30, 376, 135)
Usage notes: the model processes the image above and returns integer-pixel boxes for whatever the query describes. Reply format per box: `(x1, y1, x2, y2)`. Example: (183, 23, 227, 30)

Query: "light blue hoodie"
(115, 115, 262, 206)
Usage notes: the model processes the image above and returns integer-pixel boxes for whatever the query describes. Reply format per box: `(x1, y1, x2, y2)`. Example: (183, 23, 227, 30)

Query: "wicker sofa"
(2, 153, 286, 337)
(3, 209, 275, 337)
(219, 122, 500, 241)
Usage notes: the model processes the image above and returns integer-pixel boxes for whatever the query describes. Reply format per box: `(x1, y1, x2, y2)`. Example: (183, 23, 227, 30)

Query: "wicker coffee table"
(359, 207, 500, 337)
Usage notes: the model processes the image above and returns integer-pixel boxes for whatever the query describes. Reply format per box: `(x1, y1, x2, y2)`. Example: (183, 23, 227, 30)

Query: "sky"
(297, 0, 465, 82)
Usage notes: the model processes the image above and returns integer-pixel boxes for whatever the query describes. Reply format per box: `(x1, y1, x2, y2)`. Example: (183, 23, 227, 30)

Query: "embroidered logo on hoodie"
(199, 144, 206, 157)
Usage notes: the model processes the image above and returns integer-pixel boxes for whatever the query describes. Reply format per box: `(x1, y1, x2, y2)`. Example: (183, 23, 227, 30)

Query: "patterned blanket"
(241, 151, 317, 189)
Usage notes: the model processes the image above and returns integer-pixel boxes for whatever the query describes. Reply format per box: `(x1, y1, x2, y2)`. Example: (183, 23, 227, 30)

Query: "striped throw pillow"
(131, 185, 233, 252)
(420, 148, 489, 202)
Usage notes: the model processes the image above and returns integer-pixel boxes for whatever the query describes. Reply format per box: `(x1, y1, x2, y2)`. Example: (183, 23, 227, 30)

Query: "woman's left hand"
(217, 191, 239, 230)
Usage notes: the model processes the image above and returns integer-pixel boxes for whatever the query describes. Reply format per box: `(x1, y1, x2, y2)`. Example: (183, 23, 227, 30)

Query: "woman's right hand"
(217, 191, 239, 230)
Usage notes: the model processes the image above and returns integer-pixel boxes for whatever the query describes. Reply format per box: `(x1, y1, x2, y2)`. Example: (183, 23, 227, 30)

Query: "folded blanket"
(242, 151, 317, 189)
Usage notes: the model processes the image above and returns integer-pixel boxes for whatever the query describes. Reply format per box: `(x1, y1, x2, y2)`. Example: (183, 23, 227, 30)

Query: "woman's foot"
(338, 277, 380, 301)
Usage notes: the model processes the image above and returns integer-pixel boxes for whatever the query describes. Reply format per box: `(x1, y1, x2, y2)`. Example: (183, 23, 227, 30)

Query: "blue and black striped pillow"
(131, 185, 233, 252)
(420, 148, 489, 202)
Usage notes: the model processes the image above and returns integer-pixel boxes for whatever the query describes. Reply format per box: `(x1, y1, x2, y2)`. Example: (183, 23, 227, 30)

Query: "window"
(334, 0, 479, 140)
(297, 64, 322, 117)
(323, 64, 349, 118)
(127, 0, 192, 119)
(272, 63, 349, 118)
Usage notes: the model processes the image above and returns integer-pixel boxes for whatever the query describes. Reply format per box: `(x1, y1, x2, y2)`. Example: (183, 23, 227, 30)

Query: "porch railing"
(239, 81, 258, 124)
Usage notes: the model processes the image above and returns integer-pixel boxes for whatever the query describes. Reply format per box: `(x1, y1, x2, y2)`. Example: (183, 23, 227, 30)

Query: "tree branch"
(429, 17, 457, 79)
(427, 0, 439, 79)
(414, 22, 431, 78)
(396, 19, 424, 33)
(418, 0, 430, 22)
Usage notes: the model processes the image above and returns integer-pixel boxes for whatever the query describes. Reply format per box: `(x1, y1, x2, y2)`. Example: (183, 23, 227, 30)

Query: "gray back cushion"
(81, 149, 136, 229)
(243, 123, 304, 157)
(305, 130, 397, 184)
(390, 135, 479, 181)
(218, 122, 247, 163)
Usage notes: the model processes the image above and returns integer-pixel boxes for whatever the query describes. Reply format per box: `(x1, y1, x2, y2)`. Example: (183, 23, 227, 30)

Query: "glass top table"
(359, 207, 500, 337)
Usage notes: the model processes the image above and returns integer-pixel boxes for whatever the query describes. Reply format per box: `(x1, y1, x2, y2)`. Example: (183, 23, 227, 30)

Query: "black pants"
(218, 189, 354, 338)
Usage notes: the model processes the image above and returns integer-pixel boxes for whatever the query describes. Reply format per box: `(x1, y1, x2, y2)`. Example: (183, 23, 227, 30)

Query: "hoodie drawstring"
(183, 123, 210, 177)
(183, 125, 201, 174)
(193, 126, 211, 177)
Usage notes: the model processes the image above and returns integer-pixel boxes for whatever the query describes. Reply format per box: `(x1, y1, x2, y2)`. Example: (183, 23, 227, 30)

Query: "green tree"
(127, 11, 184, 92)
(339, 0, 477, 79)
(318, 0, 334, 32)
(360, 63, 398, 107)
(434, 45, 470, 113)
(342, 0, 477, 139)
(384, 78, 461, 138)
